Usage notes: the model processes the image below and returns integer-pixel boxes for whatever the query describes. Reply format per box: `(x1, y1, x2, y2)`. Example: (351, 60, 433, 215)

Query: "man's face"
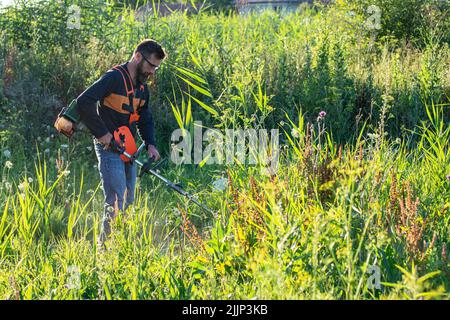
(136, 52, 161, 84)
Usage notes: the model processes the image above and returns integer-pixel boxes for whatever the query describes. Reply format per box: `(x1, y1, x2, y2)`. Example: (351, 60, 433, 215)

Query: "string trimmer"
(110, 140, 216, 217)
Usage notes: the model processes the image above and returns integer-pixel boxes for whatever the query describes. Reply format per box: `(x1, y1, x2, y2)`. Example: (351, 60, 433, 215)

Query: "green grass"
(0, 100, 448, 299)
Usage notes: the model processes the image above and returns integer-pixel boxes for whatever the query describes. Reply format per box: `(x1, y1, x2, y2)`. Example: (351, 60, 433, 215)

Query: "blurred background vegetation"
(0, 0, 449, 299)
(0, 0, 448, 158)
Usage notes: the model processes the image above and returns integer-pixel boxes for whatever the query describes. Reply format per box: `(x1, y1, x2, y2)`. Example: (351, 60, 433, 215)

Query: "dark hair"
(134, 39, 167, 60)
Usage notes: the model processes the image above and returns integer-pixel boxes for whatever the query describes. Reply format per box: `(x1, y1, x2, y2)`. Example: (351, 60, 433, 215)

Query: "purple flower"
(317, 111, 327, 121)
(446, 174, 450, 181)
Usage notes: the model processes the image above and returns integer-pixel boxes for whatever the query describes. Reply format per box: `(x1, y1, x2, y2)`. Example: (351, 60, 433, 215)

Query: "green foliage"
(1, 102, 449, 299)
(1, 1, 449, 151)
(348, 0, 450, 45)
(0, 0, 449, 300)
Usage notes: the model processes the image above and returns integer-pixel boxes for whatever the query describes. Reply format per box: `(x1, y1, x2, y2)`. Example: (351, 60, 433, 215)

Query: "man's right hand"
(97, 132, 113, 149)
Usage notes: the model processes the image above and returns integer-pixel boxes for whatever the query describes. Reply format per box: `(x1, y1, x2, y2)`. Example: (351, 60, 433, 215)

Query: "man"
(76, 39, 166, 245)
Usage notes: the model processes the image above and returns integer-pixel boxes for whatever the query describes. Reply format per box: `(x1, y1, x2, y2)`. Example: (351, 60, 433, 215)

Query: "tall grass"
(0, 97, 448, 299)
(0, 1, 449, 299)
(1, 1, 448, 153)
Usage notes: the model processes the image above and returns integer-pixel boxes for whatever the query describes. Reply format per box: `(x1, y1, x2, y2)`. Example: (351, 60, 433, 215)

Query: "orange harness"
(112, 65, 144, 125)
(110, 65, 145, 162)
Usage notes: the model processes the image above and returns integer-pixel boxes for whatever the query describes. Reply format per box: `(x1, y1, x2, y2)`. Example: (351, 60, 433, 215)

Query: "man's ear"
(134, 51, 142, 63)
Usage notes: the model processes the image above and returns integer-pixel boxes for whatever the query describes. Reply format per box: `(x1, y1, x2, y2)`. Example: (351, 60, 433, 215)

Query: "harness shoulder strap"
(110, 65, 145, 120)
(112, 65, 134, 110)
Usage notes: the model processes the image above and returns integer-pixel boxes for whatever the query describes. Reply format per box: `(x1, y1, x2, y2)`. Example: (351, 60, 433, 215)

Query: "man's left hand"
(147, 144, 161, 161)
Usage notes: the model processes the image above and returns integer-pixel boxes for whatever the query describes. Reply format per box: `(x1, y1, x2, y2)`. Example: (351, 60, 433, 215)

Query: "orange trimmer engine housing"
(113, 126, 137, 162)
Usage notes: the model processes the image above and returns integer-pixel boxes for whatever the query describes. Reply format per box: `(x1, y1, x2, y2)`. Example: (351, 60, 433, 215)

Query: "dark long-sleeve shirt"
(76, 62, 156, 147)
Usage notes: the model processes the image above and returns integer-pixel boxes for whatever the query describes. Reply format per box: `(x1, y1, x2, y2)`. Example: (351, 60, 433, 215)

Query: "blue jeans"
(94, 141, 137, 243)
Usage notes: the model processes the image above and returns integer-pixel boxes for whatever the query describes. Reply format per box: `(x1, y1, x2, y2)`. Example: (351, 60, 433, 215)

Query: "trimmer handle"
(109, 138, 125, 154)
(139, 158, 168, 178)
(139, 158, 155, 177)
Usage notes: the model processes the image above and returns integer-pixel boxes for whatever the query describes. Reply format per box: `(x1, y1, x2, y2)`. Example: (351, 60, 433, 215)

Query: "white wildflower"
(3, 149, 11, 158)
(86, 146, 93, 152)
(4, 182, 12, 190)
(212, 177, 228, 191)
(5, 161, 13, 169)
(45, 137, 50, 143)
(28, 177, 33, 183)
(291, 128, 300, 138)
(18, 182, 28, 192)
(277, 200, 283, 209)
(62, 170, 70, 177)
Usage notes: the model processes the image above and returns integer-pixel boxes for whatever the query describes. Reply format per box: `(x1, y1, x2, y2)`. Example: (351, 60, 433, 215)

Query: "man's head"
(132, 39, 166, 84)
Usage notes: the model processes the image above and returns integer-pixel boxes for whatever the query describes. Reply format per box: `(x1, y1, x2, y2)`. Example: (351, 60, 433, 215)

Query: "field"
(0, 0, 449, 299)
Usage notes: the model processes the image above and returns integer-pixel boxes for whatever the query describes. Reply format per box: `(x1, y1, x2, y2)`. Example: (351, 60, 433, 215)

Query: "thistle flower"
(317, 110, 327, 121)
(3, 149, 11, 158)
(319, 111, 326, 118)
